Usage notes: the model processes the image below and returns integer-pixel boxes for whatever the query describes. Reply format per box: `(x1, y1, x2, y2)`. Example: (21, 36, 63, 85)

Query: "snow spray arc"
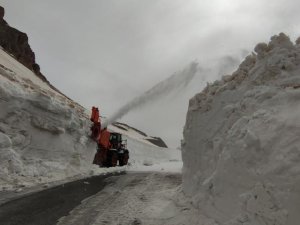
(102, 62, 199, 127)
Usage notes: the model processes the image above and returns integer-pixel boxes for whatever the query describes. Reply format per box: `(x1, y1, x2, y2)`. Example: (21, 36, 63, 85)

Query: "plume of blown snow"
(102, 62, 198, 127)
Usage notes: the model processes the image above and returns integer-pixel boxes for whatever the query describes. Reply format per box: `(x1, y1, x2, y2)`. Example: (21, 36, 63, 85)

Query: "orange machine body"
(90, 106, 96, 121)
(94, 108, 99, 123)
(98, 128, 111, 149)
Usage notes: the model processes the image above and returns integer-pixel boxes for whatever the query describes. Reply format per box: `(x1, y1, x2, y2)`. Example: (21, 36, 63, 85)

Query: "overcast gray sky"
(2, 0, 300, 147)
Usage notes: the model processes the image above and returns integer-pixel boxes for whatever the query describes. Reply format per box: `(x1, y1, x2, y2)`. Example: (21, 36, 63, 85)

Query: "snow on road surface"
(0, 47, 181, 192)
(183, 33, 300, 225)
(57, 173, 192, 225)
(1, 172, 211, 225)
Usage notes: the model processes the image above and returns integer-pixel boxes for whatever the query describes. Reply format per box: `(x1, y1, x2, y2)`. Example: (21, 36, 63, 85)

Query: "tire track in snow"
(58, 172, 182, 225)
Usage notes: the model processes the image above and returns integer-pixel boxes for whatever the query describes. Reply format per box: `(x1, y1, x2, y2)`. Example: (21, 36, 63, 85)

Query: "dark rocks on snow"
(146, 137, 168, 148)
(0, 6, 4, 20)
(0, 6, 70, 99)
(0, 6, 45, 80)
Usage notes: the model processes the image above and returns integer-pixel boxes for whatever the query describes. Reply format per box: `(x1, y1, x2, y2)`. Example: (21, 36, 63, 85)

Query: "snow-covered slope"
(182, 33, 300, 225)
(109, 123, 181, 172)
(0, 47, 96, 190)
(0, 48, 180, 191)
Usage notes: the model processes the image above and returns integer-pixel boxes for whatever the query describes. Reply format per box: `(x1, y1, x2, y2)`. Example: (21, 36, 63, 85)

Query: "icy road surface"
(57, 172, 182, 225)
(0, 172, 207, 225)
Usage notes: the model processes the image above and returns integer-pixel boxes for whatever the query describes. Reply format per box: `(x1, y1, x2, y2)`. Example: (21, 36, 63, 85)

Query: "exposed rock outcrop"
(146, 137, 168, 148)
(113, 122, 168, 148)
(0, 6, 72, 99)
(0, 6, 42, 75)
(0, 6, 5, 22)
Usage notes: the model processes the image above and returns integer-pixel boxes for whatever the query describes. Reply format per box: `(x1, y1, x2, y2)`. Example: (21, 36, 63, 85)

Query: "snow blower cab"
(109, 132, 129, 166)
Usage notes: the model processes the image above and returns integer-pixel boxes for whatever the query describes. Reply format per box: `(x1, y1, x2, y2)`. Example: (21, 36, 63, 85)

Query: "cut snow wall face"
(0, 52, 96, 189)
(182, 33, 300, 225)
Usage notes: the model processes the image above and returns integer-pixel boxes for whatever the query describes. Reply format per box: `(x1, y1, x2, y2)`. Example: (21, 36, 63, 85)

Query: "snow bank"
(108, 124, 182, 173)
(182, 33, 300, 225)
(0, 50, 97, 189)
(126, 137, 181, 173)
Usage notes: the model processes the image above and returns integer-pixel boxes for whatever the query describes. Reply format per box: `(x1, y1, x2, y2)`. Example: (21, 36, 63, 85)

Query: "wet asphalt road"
(0, 173, 125, 225)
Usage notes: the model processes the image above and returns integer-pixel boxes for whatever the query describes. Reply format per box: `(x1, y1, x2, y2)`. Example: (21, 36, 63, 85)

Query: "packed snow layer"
(0, 48, 54, 92)
(182, 33, 300, 225)
(0, 48, 180, 191)
(0, 54, 96, 189)
(109, 125, 182, 172)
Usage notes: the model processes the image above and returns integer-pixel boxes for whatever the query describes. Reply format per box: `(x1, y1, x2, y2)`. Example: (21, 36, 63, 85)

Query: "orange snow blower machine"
(90, 106, 129, 167)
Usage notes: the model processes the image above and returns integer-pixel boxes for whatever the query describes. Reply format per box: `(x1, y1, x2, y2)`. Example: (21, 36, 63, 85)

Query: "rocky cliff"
(0, 6, 45, 77)
(0, 5, 69, 98)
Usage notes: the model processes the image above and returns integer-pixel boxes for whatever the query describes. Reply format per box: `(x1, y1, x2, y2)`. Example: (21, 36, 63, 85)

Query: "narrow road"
(0, 173, 125, 225)
(0, 172, 183, 225)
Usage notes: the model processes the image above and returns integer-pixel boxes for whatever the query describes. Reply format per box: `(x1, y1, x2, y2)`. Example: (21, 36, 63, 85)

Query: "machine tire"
(122, 151, 129, 166)
(119, 154, 124, 166)
(118, 150, 129, 166)
(110, 150, 118, 167)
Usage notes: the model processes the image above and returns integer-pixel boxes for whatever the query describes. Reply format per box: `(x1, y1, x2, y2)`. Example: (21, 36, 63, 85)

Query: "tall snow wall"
(182, 33, 300, 225)
(0, 50, 96, 189)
